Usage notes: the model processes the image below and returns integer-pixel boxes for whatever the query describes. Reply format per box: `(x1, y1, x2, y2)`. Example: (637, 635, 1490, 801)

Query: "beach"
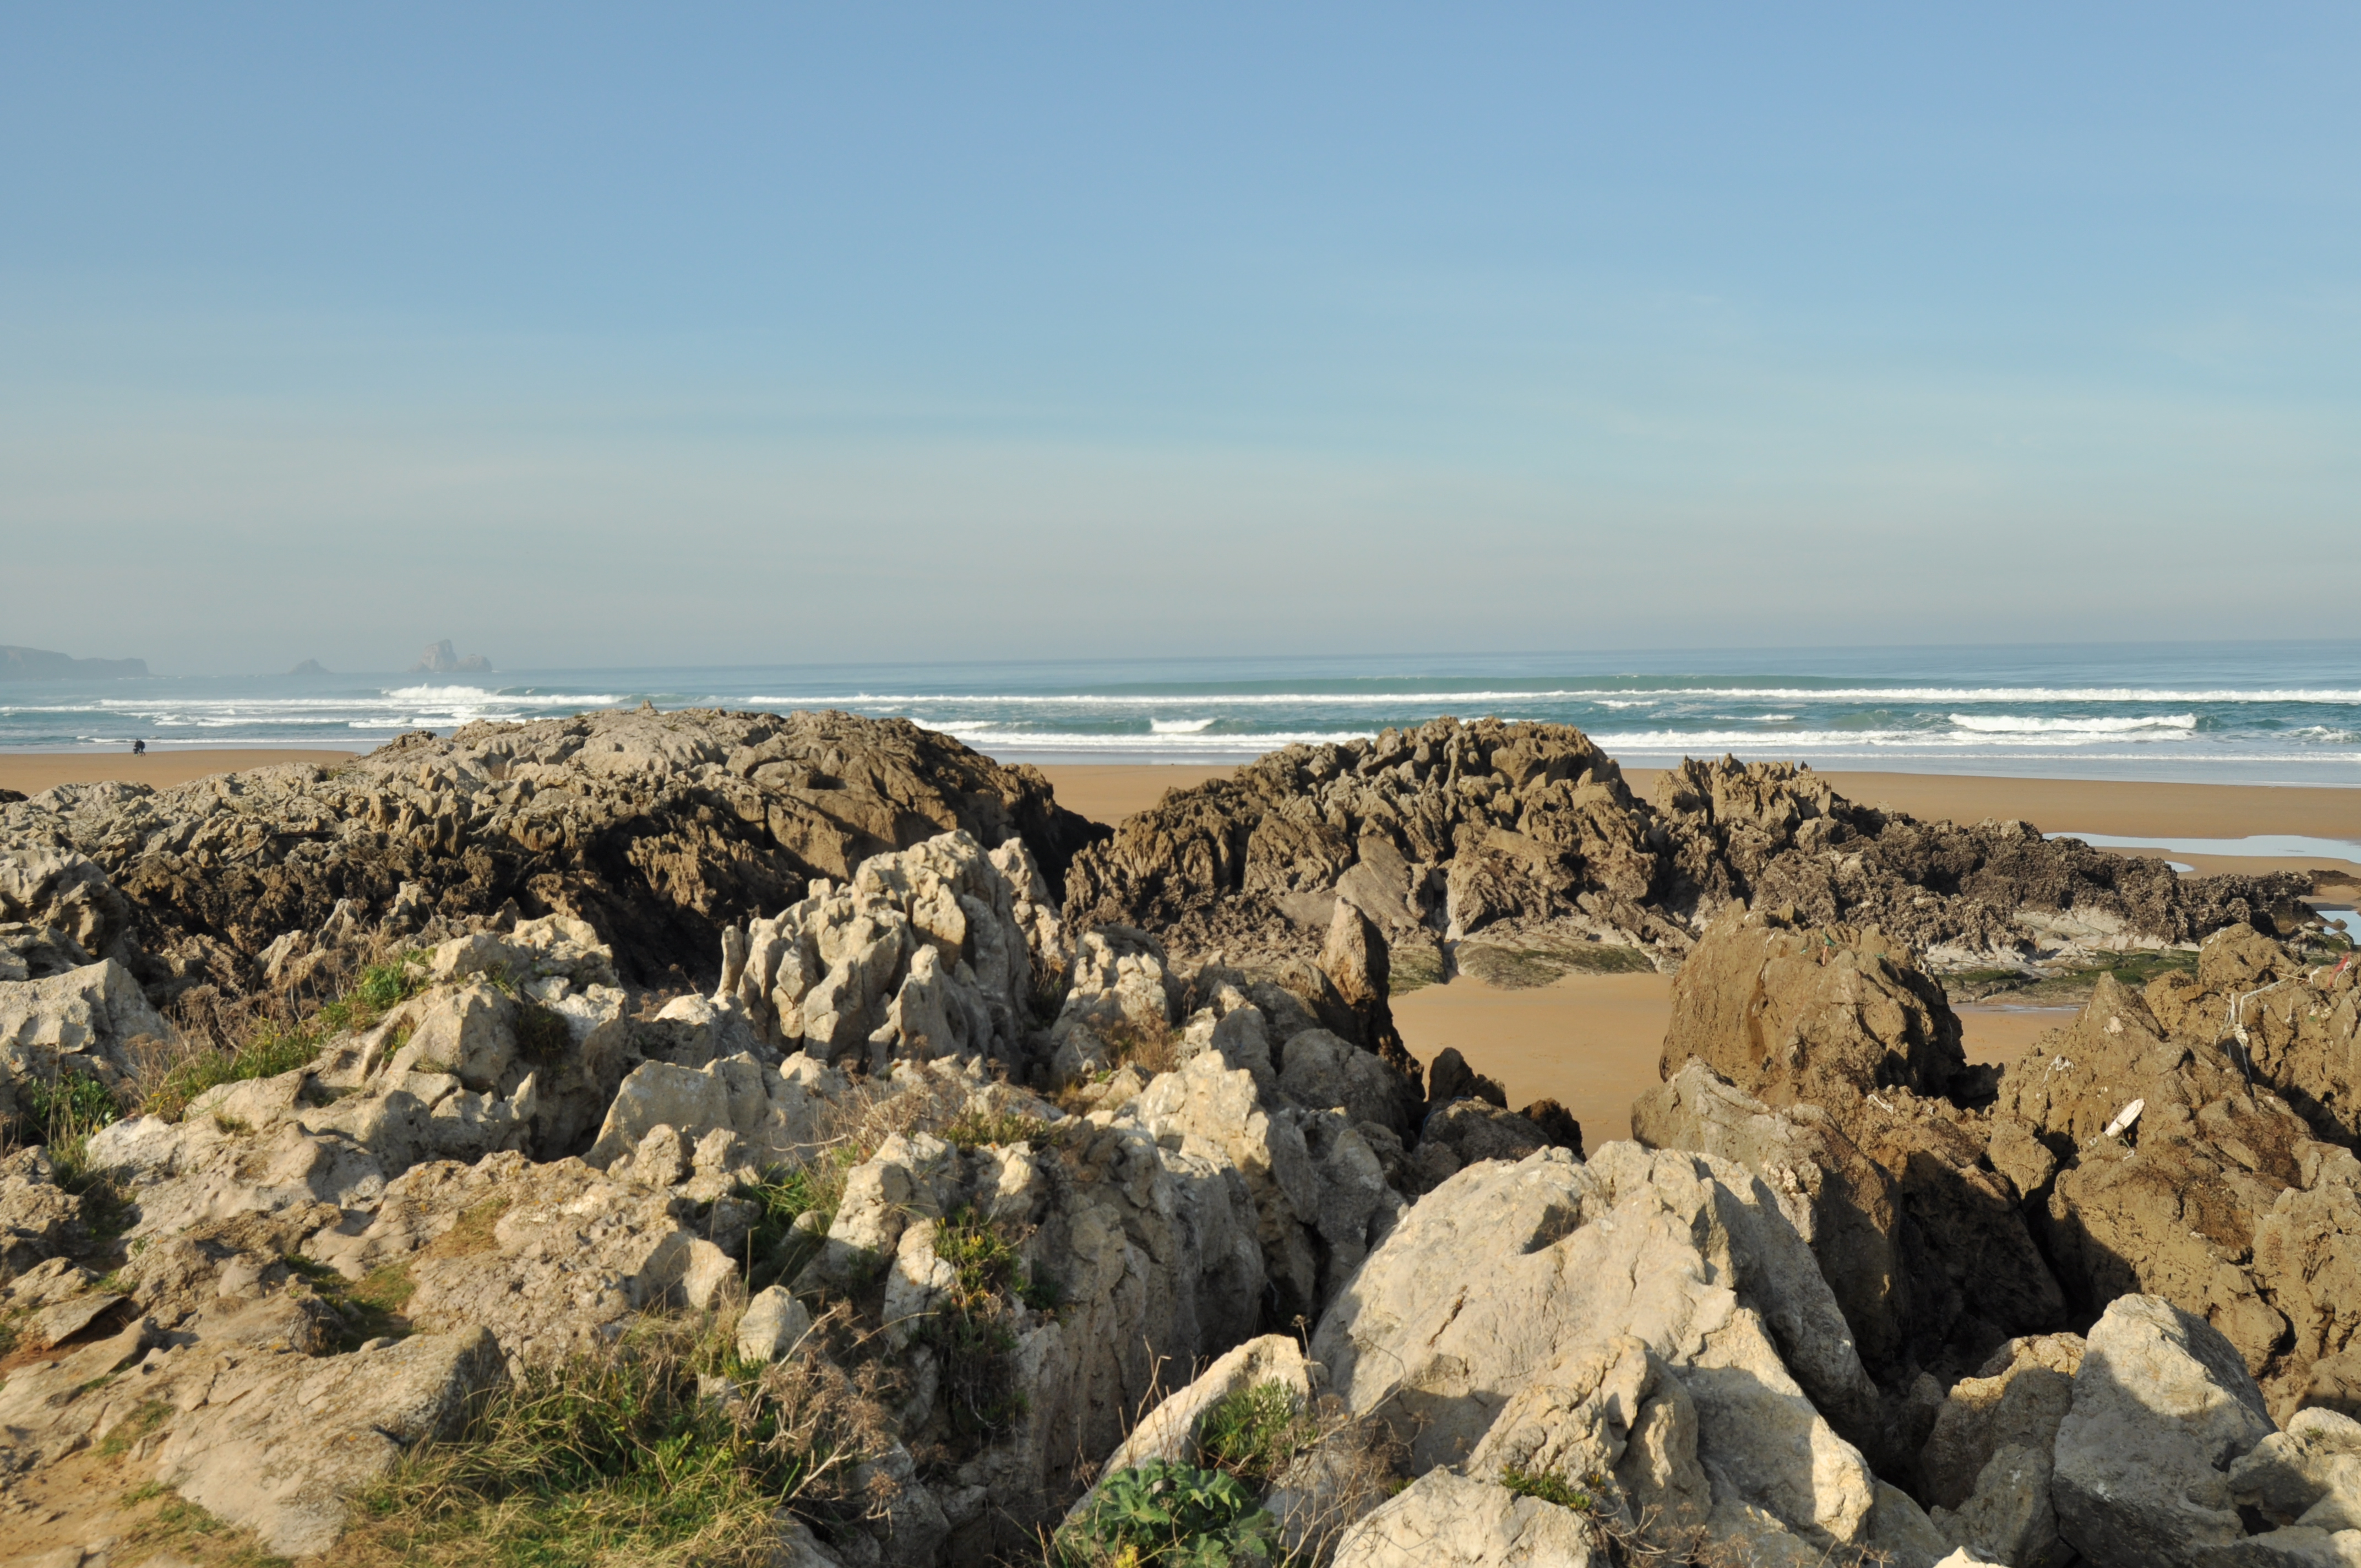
(9, 748, 2354, 1141)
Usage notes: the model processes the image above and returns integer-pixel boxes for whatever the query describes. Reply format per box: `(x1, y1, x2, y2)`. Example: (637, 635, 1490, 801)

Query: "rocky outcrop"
(0, 706, 1102, 995)
(0, 957, 178, 1123)
(1638, 913, 2064, 1384)
(2051, 1294, 2279, 1567)
(1313, 1144, 1883, 1556)
(1061, 720, 2312, 978)
(1661, 904, 1968, 1108)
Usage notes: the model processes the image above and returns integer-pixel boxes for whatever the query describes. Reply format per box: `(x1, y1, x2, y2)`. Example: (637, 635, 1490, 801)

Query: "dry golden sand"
(0, 748, 359, 794)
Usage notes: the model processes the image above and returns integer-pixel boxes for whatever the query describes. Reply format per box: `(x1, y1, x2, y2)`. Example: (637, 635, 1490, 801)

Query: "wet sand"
(0, 749, 359, 794)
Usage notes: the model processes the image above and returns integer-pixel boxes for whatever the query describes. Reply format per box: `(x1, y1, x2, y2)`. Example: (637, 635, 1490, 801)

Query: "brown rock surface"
(0, 706, 1103, 992)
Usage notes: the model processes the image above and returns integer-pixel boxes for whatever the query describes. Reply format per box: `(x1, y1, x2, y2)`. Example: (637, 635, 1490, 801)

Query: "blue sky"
(4, 5, 2357, 672)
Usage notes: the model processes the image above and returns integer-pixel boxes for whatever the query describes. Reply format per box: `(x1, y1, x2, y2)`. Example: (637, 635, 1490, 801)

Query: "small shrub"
(917, 1207, 1046, 1440)
(512, 1000, 573, 1064)
(1059, 1458, 1278, 1567)
(97, 1398, 173, 1457)
(1196, 1381, 1316, 1487)
(1100, 1017, 1179, 1077)
(1498, 1464, 1594, 1512)
(737, 1166, 833, 1294)
(939, 1108, 1050, 1151)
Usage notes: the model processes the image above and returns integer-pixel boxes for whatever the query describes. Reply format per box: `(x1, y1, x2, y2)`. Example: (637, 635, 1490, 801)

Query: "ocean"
(7, 641, 2361, 786)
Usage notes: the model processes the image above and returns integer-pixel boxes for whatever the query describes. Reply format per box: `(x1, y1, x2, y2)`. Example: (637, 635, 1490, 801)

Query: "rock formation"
(0, 706, 1105, 997)
(6, 708, 2360, 1566)
(1063, 717, 2315, 983)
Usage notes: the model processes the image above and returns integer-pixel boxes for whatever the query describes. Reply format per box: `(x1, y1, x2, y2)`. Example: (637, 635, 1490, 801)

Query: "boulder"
(150, 1327, 508, 1556)
(1328, 1469, 1606, 1567)
(1633, 1058, 1908, 1371)
(1918, 1333, 2085, 1511)
(2052, 1293, 2276, 1568)
(1661, 905, 1966, 1108)
(1313, 1144, 1881, 1550)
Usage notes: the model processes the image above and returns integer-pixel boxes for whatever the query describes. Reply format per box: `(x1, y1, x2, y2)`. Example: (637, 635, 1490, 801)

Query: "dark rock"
(1516, 1097, 1582, 1156)
(0, 707, 1106, 992)
(1427, 1046, 1505, 1110)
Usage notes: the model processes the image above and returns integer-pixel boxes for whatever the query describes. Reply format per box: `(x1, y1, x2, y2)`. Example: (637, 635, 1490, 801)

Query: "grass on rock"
(143, 951, 427, 1123)
(339, 1314, 885, 1568)
(1195, 1380, 1317, 1488)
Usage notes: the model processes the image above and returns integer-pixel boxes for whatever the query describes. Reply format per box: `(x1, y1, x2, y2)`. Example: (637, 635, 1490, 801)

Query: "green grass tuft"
(338, 1316, 878, 1568)
(1196, 1380, 1316, 1487)
(938, 1108, 1051, 1151)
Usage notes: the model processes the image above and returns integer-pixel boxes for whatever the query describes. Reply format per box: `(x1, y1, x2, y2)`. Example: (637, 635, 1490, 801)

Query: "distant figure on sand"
(132, 739, 146, 755)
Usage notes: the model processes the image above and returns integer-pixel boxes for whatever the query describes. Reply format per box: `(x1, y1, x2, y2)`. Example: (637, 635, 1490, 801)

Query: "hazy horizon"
(6, 6, 2358, 673)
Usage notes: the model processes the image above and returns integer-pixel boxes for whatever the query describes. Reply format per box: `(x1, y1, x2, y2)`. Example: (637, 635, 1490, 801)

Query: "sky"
(3, 4, 2357, 674)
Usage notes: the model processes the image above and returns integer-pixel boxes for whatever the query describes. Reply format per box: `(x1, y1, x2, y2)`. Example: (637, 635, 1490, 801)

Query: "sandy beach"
(0, 748, 360, 795)
(9, 748, 2353, 1140)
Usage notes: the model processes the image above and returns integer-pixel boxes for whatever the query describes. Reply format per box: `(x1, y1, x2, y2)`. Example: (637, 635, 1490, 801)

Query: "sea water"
(6, 640, 2361, 786)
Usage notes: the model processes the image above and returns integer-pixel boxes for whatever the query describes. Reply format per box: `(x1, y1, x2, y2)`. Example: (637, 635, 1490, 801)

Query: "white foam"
(1949, 714, 2198, 734)
(1150, 718, 1216, 734)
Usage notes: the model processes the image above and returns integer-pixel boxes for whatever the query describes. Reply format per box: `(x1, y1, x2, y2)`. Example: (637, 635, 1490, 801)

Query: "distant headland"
(0, 644, 149, 680)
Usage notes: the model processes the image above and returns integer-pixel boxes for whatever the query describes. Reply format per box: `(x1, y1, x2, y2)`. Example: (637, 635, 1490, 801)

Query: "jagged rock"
(1132, 1050, 1401, 1316)
(1279, 1028, 1418, 1139)
(1662, 905, 1966, 1108)
(1634, 1058, 1908, 1373)
(1919, 1334, 2085, 1511)
(2233, 1407, 2361, 1537)
(1067, 1333, 1314, 1527)
(0, 958, 177, 1109)
(1047, 925, 1178, 1085)
(150, 1327, 507, 1555)
(1328, 1469, 1606, 1566)
(2052, 1294, 2276, 1568)
(924, 1115, 1265, 1549)
(1931, 1443, 2066, 1568)
(1462, 1332, 1712, 1547)
(738, 831, 1042, 1074)
(0, 1147, 83, 1271)
(1319, 900, 1417, 1080)
(1427, 1046, 1506, 1109)
(0, 707, 1102, 994)
(1060, 721, 2302, 974)
(1313, 1145, 1881, 1550)
(305, 1151, 711, 1365)
(0, 851, 135, 981)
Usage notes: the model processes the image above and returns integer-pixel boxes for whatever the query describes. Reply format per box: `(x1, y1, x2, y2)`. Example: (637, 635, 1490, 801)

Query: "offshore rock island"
(1, 706, 2357, 1566)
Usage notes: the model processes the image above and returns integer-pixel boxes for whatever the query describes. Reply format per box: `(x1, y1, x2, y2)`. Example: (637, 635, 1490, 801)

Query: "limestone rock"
(1919, 1333, 2085, 1511)
(150, 1327, 507, 1556)
(0, 706, 1101, 994)
(1329, 1469, 1605, 1567)
(1313, 1145, 1880, 1549)
(1633, 1058, 1908, 1371)
(737, 1284, 813, 1364)
(2052, 1293, 2276, 1568)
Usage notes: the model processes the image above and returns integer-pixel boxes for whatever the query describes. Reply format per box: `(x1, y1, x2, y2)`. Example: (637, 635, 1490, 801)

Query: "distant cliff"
(0, 645, 149, 680)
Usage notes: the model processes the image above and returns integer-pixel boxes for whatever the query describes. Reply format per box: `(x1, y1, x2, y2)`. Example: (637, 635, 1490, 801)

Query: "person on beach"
(132, 739, 146, 755)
